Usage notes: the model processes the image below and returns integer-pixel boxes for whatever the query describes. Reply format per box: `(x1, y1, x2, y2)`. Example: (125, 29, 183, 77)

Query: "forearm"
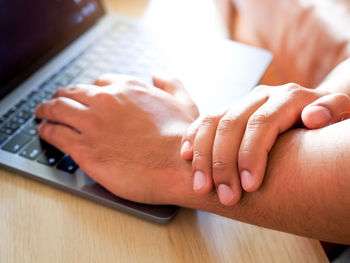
(165, 121, 350, 244)
(213, 0, 235, 33)
(231, 0, 350, 87)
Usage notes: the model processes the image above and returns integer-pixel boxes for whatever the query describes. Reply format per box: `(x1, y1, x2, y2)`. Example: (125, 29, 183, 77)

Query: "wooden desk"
(0, 0, 329, 262)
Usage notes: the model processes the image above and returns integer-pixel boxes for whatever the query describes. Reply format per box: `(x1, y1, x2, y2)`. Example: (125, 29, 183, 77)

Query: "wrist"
(149, 134, 192, 205)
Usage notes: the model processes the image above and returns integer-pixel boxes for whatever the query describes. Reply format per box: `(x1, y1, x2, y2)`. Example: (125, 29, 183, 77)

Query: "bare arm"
(221, 0, 350, 87)
(34, 75, 350, 244)
(166, 120, 350, 244)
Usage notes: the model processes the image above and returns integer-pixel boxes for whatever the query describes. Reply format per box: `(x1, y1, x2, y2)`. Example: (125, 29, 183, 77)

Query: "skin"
(228, 0, 350, 87)
(35, 73, 350, 244)
(180, 84, 330, 205)
(180, 58, 350, 207)
(32, 0, 350, 245)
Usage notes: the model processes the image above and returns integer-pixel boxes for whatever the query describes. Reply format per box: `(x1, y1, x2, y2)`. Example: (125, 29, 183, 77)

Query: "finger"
(94, 73, 149, 89)
(35, 97, 88, 131)
(180, 117, 203, 160)
(94, 73, 128, 86)
(238, 87, 321, 192)
(302, 93, 350, 129)
(181, 109, 226, 160)
(152, 76, 187, 98)
(38, 122, 81, 157)
(212, 94, 268, 206)
(53, 84, 98, 106)
(191, 115, 220, 194)
(153, 76, 199, 117)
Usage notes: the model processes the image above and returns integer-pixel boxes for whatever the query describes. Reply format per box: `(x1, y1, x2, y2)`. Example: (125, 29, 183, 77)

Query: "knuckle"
(53, 97, 66, 107)
(193, 150, 209, 160)
(284, 82, 302, 91)
(127, 78, 147, 88)
(283, 83, 304, 96)
(247, 113, 269, 128)
(66, 85, 80, 93)
(132, 87, 148, 95)
(94, 92, 115, 103)
(216, 117, 237, 135)
(212, 158, 234, 172)
(201, 115, 219, 127)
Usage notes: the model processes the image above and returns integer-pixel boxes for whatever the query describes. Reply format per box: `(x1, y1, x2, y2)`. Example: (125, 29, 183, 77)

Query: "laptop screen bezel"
(0, 0, 105, 101)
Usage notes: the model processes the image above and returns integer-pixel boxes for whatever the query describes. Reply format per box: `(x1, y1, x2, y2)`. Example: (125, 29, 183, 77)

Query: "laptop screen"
(0, 0, 104, 99)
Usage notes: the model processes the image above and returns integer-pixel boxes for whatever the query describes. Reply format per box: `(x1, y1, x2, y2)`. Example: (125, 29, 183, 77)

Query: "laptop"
(0, 0, 272, 223)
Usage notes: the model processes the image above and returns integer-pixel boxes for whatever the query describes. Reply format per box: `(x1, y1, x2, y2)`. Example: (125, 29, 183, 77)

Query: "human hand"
(180, 83, 350, 206)
(302, 93, 350, 129)
(35, 74, 198, 204)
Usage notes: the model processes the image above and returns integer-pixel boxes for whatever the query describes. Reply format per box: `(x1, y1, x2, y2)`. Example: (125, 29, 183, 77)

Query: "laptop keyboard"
(0, 21, 164, 173)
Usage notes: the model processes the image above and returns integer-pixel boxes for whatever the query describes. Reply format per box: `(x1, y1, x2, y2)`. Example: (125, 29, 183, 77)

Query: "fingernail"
(240, 170, 254, 191)
(307, 106, 332, 126)
(193, 171, 207, 191)
(181, 141, 192, 155)
(217, 184, 234, 205)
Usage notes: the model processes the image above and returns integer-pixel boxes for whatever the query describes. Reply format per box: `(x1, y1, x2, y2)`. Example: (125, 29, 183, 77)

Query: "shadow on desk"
(1, 169, 328, 262)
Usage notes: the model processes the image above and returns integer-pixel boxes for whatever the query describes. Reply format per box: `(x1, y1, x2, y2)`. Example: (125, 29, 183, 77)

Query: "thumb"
(152, 76, 199, 118)
(301, 93, 350, 129)
(152, 76, 188, 100)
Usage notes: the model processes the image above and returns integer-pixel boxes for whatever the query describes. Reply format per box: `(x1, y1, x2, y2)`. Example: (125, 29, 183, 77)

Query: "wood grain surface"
(0, 0, 329, 262)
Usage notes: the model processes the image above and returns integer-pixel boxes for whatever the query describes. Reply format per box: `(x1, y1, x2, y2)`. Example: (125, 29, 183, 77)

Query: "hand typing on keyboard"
(35, 74, 199, 204)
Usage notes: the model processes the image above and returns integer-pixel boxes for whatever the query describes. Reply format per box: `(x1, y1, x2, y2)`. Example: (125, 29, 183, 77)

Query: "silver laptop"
(0, 0, 272, 223)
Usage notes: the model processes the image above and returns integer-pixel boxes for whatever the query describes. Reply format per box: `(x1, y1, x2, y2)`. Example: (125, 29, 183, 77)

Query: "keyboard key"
(9, 116, 26, 125)
(0, 134, 7, 145)
(65, 65, 83, 78)
(45, 82, 61, 93)
(90, 45, 108, 55)
(37, 145, 64, 166)
(2, 133, 31, 153)
(75, 59, 91, 69)
(21, 120, 38, 136)
(33, 93, 48, 104)
(56, 156, 78, 173)
(5, 121, 21, 131)
(75, 75, 95, 84)
(56, 74, 73, 86)
(16, 109, 32, 121)
(20, 137, 44, 160)
(38, 81, 49, 90)
(2, 108, 16, 119)
(28, 91, 37, 98)
(83, 52, 100, 63)
(26, 100, 37, 109)
(93, 60, 111, 71)
(0, 123, 17, 136)
(15, 99, 27, 109)
(86, 68, 104, 79)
